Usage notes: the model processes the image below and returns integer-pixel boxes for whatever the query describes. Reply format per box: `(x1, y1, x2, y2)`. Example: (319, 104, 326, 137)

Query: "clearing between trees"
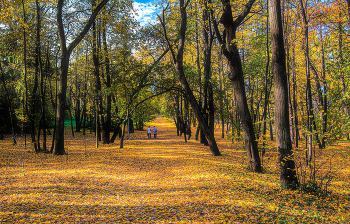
(0, 117, 349, 223)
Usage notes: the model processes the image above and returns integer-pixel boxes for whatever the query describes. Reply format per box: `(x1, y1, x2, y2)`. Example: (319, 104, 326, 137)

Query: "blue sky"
(136, 0, 154, 2)
(133, 0, 159, 26)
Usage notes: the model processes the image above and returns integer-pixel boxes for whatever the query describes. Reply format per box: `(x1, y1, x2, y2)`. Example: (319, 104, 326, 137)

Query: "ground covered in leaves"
(1, 117, 350, 223)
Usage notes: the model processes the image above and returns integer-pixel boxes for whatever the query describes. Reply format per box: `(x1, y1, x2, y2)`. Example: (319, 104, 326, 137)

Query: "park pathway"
(1, 116, 245, 223)
(1, 116, 348, 223)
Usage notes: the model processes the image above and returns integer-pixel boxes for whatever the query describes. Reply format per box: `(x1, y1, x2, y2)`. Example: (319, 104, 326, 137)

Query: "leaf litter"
(0, 117, 349, 223)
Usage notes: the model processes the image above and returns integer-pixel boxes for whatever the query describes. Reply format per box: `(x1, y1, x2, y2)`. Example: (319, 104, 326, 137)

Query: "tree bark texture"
(200, 1, 213, 146)
(270, 0, 299, 189)
(262, 10, 271, 160)
(211, 0, 261, 172)
(319, 24, 327, 148)
(346, 0, 350, 26)
(92, 15, 108, 144)
(54, 0, 109, 155)
(159, 0, 221, 156)
(218, 52, 225, 139)
(291, 52, 299, 148)
(103, 17, 112, 143)
(299, 0, 314, 162)
(338, 19, 350, 139)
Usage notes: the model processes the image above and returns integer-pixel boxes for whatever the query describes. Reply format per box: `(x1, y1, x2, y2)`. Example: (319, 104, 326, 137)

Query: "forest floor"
(1, 117, 350, 223)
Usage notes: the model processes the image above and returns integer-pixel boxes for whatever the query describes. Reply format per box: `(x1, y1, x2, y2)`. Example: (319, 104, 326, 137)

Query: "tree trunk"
(200, 1, 213, 146)
(319, 24, 327, 148)
(159, 0, 221, 156)
(103, 17, 111, 143)
(346, 0, 350, 26)
(50, 57, 58, 153)
(183, 97, 188, 143)
(54, 0, 109, 155)
(291, 30, 299, 148)
(120, 113, 129, 149)
(54, 54, 69, 155)
(211, 0, 261, 172)
(68, 93, 75, 138)
(110, 124, 121, 143)
(218, 52, 225, 139)
(270, 0, 299, 189)
(92, 15, 108, 144)
(35, 0, 44, 152)
(82, 49, 88, 136)
(338, 18, 349, 140)
(75, 70, 81, 132)
(262, 10, 271, 160)
(39, 50, 50, 152)
(0, 63, 17, 145)
(283, 1, 294, 144)
(268, 105, 274, 141)
(195, 6, 202, 142)
(175, 95, 181, 136)
(195, 126, 200, 141)
(23, 0, 38, 153)
(299, 0, 313, 164)
(176, 65, 221, 156)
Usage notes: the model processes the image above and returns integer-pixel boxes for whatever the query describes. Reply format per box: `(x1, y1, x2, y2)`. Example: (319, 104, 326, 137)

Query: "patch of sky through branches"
(133, 0, 160, 26)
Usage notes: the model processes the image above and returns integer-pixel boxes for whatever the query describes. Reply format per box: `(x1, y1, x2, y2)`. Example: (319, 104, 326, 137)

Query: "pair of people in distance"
(147, 126, 157, 139)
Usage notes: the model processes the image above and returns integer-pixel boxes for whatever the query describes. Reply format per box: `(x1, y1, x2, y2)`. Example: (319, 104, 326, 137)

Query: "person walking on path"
(147, 126, 151, 139)
(152, 126, 157, 139)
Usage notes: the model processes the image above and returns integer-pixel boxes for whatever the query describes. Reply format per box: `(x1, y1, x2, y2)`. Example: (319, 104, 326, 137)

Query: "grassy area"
(1, 117, 349, 223)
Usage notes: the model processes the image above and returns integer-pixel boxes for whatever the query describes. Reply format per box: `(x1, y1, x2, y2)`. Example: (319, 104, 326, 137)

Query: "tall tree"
(158, 0, 221, 156)
(200, 0, 215, 146)
(22, 0, 39, 152)
(291, 38, 299, 148)
(54, 0, 109, 155)
(102, 13, 112, 143)
(92, 9, 108, 144)
(211, 0, 262, 172)
(217, 51, 225, 139)
(270, 0, 299, 188)
(299, 0, 313, 163)
(35, 0, 48, 152)
(0, 62, 17, 144)
(261, 6, 271, 159)
(346, 0, 350, 25)
(338, 17, 349, 140)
